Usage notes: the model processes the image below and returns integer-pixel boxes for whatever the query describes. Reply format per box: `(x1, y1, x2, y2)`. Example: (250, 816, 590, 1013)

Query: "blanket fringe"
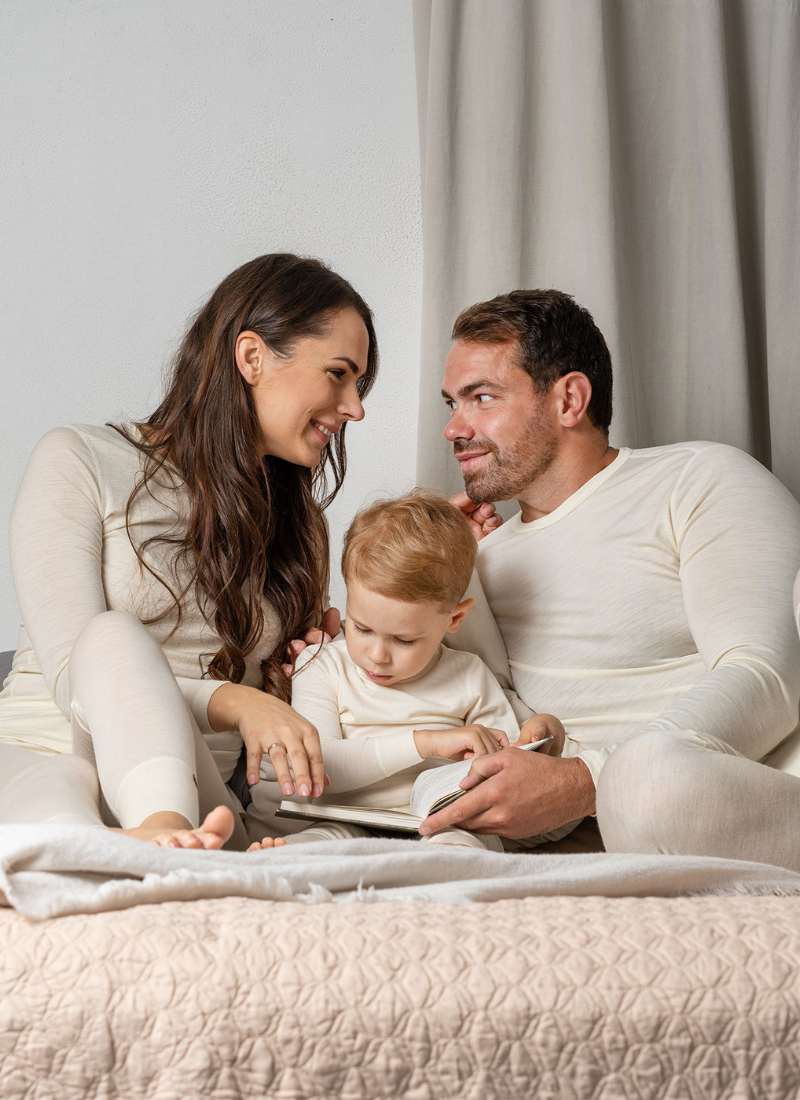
(684, 881, 800, 899)
(298, 882, 333, 904)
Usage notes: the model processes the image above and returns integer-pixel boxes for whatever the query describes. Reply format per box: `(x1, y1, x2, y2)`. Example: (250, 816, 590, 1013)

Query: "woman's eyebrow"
(441, 379, 503, 400)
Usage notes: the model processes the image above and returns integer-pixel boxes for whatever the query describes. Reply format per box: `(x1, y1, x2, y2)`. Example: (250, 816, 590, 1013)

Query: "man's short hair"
(452, 289, 613, 433)
(342, 490, 477, 610)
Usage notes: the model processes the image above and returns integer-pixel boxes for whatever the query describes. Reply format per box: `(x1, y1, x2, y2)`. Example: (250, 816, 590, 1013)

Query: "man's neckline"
(511, 447, 632, 532)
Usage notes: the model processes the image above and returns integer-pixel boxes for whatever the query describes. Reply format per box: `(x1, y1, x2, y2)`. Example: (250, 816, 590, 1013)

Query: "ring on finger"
(267, 742, 286, 754)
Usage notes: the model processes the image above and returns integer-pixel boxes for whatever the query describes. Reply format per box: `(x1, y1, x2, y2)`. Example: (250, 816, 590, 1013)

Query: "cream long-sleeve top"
(289, 637, 521, 809)
(0, 424, 280, 775)
(446, 442, 800, 788)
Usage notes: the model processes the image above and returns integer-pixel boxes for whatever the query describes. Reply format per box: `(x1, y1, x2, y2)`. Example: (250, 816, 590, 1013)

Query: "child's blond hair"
(342, 490, 477, 610)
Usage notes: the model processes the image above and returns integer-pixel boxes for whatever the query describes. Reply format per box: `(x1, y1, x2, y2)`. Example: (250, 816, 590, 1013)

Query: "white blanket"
(2, 824, 800, 919)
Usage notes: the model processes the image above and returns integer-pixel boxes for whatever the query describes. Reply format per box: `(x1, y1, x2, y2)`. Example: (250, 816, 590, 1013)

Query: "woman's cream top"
(0, 424, 280, 763)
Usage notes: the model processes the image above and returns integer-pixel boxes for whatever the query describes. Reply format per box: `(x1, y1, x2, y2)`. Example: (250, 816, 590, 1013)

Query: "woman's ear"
(446, 597, 475, 634)
(235, 331, 267, 386)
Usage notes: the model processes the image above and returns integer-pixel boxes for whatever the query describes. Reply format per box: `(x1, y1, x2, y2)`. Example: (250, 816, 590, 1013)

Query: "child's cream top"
(290, 637, 520, 809)
(448, 441, 800, 787)
(0, 425, 279, 769)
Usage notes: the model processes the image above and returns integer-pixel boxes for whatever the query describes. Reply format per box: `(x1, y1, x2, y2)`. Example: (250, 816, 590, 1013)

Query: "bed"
(2, 893, 800, 1099)
(2, 648, 800, 1099)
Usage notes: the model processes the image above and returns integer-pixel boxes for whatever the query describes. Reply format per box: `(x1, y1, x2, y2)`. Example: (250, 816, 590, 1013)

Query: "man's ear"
(235, 331, 268, 386)
(446, 597, 475, 634)
(555, 372, 593, 428)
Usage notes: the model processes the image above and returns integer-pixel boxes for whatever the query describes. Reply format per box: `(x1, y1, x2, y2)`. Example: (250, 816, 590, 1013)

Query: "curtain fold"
(414, 0, 800, 501)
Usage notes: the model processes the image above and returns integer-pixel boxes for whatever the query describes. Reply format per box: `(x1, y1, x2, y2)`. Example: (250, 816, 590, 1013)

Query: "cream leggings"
(597, 729, 800, 873)
(0, 611, 248, 849)
(283, 821, 505, 851)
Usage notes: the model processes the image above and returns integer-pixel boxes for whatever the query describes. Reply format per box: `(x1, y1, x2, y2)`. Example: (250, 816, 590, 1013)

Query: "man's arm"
(636, 446, 800, 760)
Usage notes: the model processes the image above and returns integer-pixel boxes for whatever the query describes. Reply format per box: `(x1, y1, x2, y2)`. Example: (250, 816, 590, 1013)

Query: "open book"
(275, 737, 552, 834)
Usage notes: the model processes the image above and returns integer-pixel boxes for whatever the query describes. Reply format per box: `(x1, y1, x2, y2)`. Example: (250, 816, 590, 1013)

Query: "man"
(421, 289, 800, 870)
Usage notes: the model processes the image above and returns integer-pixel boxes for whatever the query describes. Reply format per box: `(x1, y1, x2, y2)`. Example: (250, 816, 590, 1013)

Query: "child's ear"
(446, 597, 475, 634)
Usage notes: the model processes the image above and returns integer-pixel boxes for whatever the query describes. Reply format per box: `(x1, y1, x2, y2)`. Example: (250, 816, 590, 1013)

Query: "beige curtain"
(414, 0, 800, 502)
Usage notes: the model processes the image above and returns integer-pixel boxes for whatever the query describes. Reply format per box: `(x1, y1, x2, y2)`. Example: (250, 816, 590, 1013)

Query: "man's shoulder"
(631, 440, 776, 484)
(628, 439, 731, 469)
(623, 440, 783, 496)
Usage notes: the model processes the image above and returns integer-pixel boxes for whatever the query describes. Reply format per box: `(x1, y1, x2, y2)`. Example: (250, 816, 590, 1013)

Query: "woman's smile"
(310, 418, 337, 445)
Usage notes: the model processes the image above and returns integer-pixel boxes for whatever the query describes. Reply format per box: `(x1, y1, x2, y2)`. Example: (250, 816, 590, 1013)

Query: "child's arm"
(289, 648, 426, 795)
(411, 657, 517, 762)
(464, 658, 566, 755)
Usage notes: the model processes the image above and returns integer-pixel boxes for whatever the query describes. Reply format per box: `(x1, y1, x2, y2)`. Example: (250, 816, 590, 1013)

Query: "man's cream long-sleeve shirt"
(447, 442, 800, 787)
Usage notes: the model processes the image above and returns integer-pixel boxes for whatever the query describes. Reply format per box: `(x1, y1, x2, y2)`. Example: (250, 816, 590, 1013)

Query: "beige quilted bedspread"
(2, 894, 800, 1099)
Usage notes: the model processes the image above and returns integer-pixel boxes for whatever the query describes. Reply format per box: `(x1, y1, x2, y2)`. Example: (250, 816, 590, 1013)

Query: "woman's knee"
(70, 611, 164, 695)
(73, 610, 145, 658)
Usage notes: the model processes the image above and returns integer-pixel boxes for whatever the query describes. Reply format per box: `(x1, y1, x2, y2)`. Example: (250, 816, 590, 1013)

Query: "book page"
(409, 738, 551, 818)
(277, 801, 423, 833)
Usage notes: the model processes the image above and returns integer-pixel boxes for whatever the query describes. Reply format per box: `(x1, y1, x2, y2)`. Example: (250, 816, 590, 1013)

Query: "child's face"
(344, 579, 472, 687)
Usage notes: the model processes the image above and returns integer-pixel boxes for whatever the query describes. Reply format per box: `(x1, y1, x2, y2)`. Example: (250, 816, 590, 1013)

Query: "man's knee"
(597, 730, 702, 853)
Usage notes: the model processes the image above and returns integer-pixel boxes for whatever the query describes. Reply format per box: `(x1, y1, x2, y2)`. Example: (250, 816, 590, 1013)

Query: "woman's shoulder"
(32, 422, 140, 463)
(31, 423, 150, 485)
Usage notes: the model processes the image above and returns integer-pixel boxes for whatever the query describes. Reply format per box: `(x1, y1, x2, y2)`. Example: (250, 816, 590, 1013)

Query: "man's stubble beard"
(458, 411, 558, 504)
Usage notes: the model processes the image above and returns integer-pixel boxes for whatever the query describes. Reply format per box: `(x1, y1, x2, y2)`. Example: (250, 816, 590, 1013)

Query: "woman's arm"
(207, 681, 326, 798)
(10, 427, 236, 737)
(10, 427, 107, 716)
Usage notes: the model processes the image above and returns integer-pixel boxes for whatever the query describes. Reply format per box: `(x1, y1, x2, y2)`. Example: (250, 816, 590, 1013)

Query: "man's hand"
(518, 713, 566, 756)
(418, 749, 596, 840)
(450, 493, 502, 542)
(282, 607, 341, 677)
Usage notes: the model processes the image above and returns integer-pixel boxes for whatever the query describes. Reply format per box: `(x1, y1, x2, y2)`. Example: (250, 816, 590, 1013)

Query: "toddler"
(278, 491, 564, 850)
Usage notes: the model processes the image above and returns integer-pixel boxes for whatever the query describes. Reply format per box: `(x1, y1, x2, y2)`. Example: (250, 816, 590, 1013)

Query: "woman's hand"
(450, 493, 503, 542)
(517, 713, 566, 756)
(413, 724, 509, 761)
(281, 607, 341, 677)
(207, 683, 326, 797)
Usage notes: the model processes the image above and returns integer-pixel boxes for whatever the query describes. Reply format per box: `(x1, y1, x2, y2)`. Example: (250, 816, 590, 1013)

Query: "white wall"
(0, 0, 422, 648)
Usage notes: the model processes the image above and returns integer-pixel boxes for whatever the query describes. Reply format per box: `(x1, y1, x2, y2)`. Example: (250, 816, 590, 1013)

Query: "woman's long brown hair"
(113, 254, 378, 701)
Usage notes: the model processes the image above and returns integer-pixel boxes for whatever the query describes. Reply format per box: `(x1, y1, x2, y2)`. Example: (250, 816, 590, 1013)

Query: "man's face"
(442, 340, 557, 502)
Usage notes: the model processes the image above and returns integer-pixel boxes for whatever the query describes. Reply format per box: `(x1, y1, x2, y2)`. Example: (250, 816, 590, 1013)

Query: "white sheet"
(2, 824, 800, 920)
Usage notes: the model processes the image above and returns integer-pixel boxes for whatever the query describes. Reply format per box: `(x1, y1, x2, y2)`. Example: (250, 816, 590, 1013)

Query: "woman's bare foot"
(116, 805, 235, 849)
(247, 837, 287, 851)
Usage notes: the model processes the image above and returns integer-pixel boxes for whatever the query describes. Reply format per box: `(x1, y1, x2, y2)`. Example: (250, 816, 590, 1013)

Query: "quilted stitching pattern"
(1, 895, 799, 1099)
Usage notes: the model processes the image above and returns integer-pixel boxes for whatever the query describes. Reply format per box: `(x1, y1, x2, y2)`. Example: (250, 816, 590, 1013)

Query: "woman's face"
(236, 307, 370, 466)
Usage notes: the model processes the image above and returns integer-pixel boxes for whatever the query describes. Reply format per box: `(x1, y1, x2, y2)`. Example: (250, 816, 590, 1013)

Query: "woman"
(0, 253, 377, 850)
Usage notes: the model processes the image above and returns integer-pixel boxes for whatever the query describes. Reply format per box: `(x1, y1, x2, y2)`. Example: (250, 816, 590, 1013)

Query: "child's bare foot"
(116, 806, 235, 849)
(247, 837, 287, 851)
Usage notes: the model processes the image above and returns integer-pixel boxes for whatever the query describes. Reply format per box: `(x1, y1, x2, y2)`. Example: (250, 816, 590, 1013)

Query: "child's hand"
(413, 724, 509, 761)
(517, 713, 566, 756)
